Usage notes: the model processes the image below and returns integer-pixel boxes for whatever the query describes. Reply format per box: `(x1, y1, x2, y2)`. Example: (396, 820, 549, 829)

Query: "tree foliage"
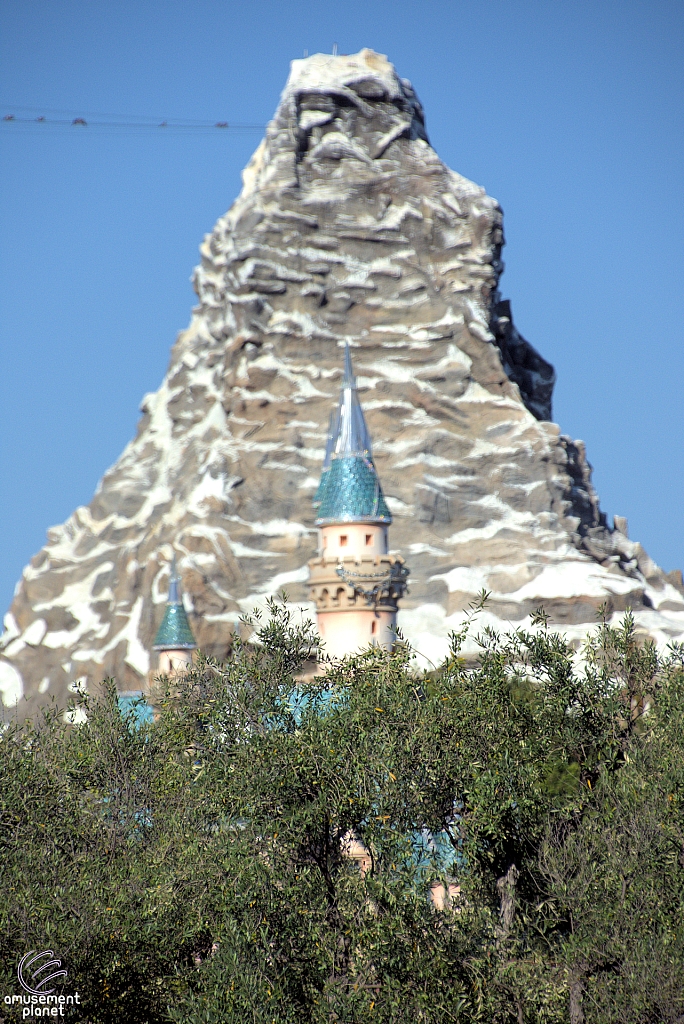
(1, 601, 683, 1023)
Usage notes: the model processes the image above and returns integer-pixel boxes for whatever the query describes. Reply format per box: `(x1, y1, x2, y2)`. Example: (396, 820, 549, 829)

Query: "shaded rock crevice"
(491, 297, 555, 422)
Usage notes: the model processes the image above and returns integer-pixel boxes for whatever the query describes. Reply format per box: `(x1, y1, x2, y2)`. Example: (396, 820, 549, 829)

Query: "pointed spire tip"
(343, 342, 355, 387)
(167, 553, 181, 605)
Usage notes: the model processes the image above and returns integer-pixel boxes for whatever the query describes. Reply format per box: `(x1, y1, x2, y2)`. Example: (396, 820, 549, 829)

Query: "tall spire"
(314, 344, 391, 526)
(313, 344, 374, 508)
(333, 343, 374, 458)
(167, 554, 181, 604)
(153, 555, 197, 651)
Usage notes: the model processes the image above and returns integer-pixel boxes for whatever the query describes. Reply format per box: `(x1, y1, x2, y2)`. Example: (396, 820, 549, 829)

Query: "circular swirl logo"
(17, 950, 68, 995)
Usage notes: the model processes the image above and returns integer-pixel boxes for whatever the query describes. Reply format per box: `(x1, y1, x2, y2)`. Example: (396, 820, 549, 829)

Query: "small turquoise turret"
(153, 556, 196, 673)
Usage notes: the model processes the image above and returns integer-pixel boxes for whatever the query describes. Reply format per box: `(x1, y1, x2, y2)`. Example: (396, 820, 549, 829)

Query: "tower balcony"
(308, 552, 409, 655)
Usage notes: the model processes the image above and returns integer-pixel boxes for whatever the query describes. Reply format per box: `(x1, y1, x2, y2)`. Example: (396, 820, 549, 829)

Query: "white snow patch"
(300, 476, 320, 491)
(399, 595, 684, 670)
(123, 597, 150, 676)
(431, 565, 491, 595)
(408, 542, 450, 557)
(190, 472, 227, 507)
(0, 660, 23, 707)
(466, 437, 527, 459)
(40, 563, 114, 649)
(644, 580, 684, 612)
(1, 613, 20, 648)
(3, 638, 25, 658)
(434, 559, 641, 604)
(395, 453, 459, 470)
(23, 619, 47, 647)
(372, 324, 408, 335)
(73, 596, 149, 679)
(261, 461, 308, 474)
(396, 604, 452, 669)
(259, 564, 310, 595)
(511, 562, 640, 601)
(64, 708, 88, 725)
(244, 519, 313, 537)
(468, 321, 495, 343)
(229, 541, 275, 559)
(384, 496, 412, 515)
(205, 611, 242, 625)
(286, 48, 400, 111)
(459, 381, 523, 411)
(266, 309, 334, 343)
(440, 495, 560, 549)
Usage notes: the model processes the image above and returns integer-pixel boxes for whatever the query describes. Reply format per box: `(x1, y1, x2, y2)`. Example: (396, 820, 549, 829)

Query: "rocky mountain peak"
(2, 49, 683, 719)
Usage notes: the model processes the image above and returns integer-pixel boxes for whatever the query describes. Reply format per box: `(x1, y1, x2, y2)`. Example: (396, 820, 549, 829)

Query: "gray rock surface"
(3, 48, 684, 718)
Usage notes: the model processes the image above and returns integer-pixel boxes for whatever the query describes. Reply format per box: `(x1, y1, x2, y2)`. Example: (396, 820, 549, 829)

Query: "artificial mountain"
(2, 49, 684, 718)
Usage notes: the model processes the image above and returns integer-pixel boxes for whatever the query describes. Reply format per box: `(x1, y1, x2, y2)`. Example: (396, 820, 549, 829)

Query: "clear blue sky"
(1, 0, 683, 613)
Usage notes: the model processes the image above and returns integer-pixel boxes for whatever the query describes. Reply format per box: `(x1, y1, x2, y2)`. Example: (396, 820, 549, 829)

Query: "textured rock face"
(3, 48, 684, 718)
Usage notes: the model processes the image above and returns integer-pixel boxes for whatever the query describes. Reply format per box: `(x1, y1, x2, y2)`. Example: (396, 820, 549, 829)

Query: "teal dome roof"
(153, 603, 196, 650)
(315, 455, 391, 525)
(153, 557, 197, 650)
(313, 345, 392, 526)
(312, 466, 330, 509)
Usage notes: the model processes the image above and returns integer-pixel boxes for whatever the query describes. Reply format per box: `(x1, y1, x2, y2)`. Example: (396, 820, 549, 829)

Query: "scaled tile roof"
(153, 558, 197, 650)
(314, 344, 392, 526)
(153, 603, 197, 650)
(315, 454, 391, 524)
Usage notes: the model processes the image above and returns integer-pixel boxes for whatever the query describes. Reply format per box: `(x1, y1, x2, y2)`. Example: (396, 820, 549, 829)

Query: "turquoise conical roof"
(312, 467, 330, 510)
(314, 345, 392, 526)
(153, 558, 197, 651)
(316, 455, 392, 524)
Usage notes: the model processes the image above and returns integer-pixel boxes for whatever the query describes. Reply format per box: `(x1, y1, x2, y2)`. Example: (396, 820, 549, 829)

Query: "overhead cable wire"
(0, 104, 265, 134)
(2, 102, 230, 121)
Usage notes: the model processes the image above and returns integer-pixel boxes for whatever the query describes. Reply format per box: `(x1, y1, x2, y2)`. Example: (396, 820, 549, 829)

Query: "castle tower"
(152, 556, 197, 674)
(308, 346, 409, 657)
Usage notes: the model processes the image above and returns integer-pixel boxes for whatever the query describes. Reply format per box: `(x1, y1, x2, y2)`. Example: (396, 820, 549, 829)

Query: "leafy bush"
(1, 602, 682, 1023)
